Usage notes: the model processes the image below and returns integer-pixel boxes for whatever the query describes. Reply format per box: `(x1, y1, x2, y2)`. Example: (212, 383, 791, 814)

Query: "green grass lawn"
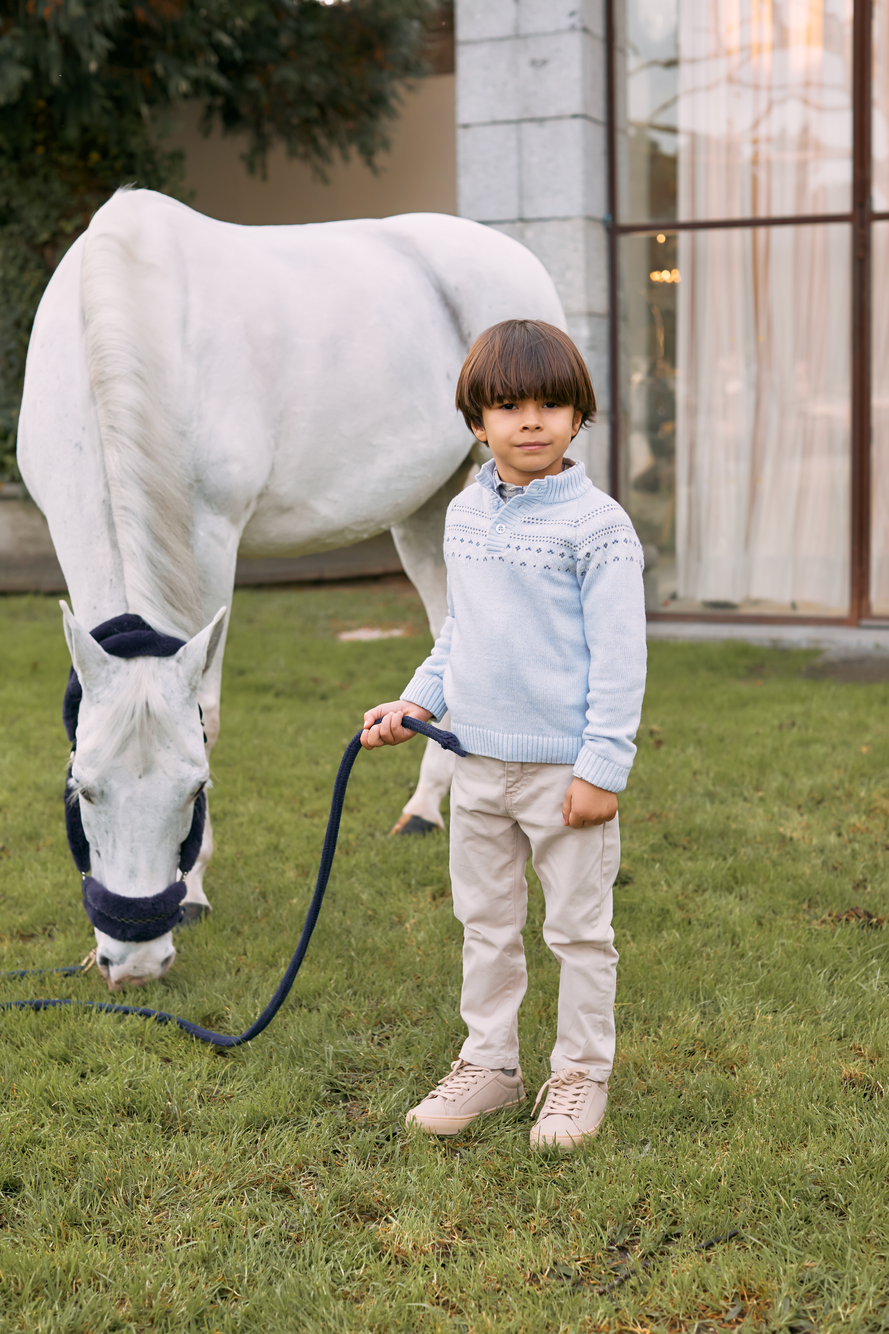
(1, 583, 888, 1333)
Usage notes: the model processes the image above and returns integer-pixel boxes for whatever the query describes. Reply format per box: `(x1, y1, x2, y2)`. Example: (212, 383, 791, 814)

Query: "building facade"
(456, 0, 887, 629)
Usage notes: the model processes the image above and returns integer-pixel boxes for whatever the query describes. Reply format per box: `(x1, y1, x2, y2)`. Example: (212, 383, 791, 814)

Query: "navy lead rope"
(0, 717, 467, 1047)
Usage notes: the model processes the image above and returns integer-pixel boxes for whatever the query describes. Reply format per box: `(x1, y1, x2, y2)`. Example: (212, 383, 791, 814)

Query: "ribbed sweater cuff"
(573, 747, 631, 793)
(401, 674, 447, 722)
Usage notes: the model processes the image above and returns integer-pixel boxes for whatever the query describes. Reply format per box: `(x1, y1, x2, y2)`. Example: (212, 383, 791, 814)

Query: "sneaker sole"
(530, 1116, 605, 1151)
(406, 1094, 525, 1136)
(530, 1129, 599, 1150)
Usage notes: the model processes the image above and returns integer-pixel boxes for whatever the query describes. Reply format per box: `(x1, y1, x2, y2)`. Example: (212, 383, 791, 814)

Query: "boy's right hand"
(361, 701, 434, 750)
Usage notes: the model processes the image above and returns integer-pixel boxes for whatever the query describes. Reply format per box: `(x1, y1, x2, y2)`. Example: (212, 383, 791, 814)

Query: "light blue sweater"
(402, 459, 647, 792)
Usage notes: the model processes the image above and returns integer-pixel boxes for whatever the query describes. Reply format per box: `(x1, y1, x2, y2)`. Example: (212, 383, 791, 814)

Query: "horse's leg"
(180, 696, 220, 919)
(389, 455, 474, 834)
(183, 527, 237, 919)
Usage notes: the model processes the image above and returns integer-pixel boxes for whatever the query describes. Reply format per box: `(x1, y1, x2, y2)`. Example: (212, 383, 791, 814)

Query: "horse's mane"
(80, 188, 203, 639)
(69, 658, 200, 792)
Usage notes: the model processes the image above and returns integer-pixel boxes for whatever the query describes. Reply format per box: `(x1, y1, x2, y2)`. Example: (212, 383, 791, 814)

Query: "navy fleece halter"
(63, 613, 206, 940)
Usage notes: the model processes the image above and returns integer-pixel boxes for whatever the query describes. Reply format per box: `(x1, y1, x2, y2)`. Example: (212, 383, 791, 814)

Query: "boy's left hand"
(562, 777, 618, 828)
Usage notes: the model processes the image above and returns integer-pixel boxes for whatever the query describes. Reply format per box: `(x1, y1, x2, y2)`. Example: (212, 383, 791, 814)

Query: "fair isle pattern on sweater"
(446, 511, 638, 577)
(402, 459, 648, 793)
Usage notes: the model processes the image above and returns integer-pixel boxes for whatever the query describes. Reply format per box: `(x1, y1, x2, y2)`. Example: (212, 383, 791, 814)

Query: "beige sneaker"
(529, 1066, 608, 1150)
(406, 1059, 526, 1136)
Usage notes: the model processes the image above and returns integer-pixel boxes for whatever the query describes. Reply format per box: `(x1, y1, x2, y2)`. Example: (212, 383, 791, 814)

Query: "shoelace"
(532, 1066, 592, 1116)
(428, 1059, 489, 1102)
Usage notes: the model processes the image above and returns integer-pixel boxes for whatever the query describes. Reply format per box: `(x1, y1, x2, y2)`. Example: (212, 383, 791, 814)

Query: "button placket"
(487, 505, 513, 554)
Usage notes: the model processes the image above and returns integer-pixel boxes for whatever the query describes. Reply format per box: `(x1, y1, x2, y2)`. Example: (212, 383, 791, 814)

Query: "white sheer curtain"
(675, 0, 852, 611)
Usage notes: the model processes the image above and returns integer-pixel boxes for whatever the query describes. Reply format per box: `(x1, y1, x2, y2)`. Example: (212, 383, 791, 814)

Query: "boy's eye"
(498, 402, 517, 410)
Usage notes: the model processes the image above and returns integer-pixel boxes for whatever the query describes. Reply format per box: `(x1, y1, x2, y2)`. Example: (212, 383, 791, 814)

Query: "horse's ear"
(60, 601, 111, 694)
(175, 607, 227, 693)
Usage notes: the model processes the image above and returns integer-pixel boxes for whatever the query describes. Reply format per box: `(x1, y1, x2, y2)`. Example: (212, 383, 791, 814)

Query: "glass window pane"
(617, 0, 853, 224)
(874, 1, 889, 209)
(872, 221, 889, 615)
(619, 224, 851, 616)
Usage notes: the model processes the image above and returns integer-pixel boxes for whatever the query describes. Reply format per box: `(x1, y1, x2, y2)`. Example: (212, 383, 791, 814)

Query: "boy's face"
(471, 398, 583, 487)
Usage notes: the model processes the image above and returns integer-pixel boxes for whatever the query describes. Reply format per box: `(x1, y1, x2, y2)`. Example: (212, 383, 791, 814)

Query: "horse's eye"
(80, 788, 96, 805)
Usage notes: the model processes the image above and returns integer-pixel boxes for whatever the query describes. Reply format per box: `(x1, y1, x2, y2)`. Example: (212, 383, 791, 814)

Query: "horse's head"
(61, 604, 226, 990)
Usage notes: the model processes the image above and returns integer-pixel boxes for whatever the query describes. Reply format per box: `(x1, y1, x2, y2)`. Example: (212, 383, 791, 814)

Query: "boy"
(361, 320, 646, 1150)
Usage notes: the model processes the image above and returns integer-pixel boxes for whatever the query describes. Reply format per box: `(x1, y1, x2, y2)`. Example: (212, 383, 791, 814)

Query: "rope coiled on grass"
(1, 716, 467, 1047)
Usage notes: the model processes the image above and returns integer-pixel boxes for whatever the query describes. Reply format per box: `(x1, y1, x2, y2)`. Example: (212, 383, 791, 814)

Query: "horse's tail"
(80, 188, 203, 638)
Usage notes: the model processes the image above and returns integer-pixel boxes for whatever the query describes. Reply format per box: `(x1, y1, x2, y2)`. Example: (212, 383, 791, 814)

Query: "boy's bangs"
(481, 335, 581, 409)
(456, 320, 596, 429)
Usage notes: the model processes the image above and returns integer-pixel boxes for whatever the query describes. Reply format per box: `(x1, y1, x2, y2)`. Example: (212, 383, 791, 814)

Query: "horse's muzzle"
(97, 952, 175, 990)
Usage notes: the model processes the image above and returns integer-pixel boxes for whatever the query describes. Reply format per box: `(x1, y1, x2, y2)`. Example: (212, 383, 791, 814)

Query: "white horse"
(17, 188, 566, 988)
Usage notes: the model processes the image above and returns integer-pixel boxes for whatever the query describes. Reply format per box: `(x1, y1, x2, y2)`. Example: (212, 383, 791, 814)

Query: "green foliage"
(1, 585, 889, 1330)
(0, 0, 437, 481)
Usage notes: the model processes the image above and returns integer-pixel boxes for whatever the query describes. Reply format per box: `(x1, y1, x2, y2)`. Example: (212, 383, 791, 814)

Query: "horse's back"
(19, 191, 568, 610)
(77, 191, 563, 365)
(76, 195, 565, 548)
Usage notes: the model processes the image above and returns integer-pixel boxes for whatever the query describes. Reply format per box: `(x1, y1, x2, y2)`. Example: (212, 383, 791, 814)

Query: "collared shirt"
(493, 457, 576, 502)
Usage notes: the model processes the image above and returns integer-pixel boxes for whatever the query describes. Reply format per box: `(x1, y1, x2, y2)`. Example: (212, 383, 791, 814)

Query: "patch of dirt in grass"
(629, 1035, 750, 1078)
(850, 1041, 885, 1063)
(525, 1227, 744, 1304)
(0, 924, 57, 944)
(801, 652, 889, 684)
(840, 1067, 885, 1099)
(818, 905, 887, 928)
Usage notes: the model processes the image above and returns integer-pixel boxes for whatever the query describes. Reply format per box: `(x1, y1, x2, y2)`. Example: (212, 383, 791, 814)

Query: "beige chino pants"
(449, 753, 620, 1079)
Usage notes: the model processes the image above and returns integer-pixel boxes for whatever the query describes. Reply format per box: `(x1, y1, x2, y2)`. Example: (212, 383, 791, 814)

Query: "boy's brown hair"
(455, 319, 596, 432)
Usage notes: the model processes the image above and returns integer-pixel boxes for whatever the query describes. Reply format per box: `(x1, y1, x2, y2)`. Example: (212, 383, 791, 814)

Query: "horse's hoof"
(176, 903, 211, 930)
(394, 815, 440, 836)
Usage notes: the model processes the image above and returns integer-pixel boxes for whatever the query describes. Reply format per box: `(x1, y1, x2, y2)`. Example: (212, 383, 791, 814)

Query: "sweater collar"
(476, 457, 589, 503)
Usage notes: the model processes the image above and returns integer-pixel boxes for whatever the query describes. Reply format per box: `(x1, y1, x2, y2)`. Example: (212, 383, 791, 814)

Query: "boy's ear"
(471, 422, 488, 442)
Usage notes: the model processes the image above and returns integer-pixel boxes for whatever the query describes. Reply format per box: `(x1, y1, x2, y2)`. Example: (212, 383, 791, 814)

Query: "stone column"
(455, 0, 611, 489)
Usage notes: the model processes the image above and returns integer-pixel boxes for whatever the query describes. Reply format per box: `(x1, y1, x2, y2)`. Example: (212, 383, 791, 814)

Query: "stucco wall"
(168, 74, 457, 225)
